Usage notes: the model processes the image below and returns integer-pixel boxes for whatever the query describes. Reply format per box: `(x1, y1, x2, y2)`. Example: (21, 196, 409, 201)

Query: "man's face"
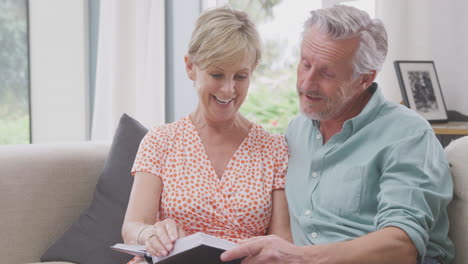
(296, 26, 363, 121)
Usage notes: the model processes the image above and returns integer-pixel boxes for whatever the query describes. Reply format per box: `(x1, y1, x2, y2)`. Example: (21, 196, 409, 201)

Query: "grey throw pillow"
(41, 114, 148, 264)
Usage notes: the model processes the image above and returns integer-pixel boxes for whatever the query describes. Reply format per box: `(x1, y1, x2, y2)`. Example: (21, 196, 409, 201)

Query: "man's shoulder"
(286, 115, 314, 137)
(288, 115, 313, 129)
(373, 100, 433, 133)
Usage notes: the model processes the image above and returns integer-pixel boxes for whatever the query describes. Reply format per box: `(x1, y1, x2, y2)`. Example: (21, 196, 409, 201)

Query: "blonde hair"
(187, 7, 261, 69)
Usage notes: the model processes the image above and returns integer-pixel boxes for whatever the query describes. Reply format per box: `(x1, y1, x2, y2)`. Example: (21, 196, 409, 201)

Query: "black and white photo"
(394, 61, 448, 123)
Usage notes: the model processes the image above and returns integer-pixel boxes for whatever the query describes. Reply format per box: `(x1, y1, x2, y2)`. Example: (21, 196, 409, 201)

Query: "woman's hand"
(145, 219, 186, 257)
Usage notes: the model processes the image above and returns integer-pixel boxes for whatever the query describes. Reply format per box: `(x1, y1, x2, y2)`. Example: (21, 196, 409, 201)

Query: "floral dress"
(128, 116, 288, 263)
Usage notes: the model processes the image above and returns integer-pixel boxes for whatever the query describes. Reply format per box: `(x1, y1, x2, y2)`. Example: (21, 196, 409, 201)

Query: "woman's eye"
(211, 74, 223, 78)
(235, 75, 247, 80)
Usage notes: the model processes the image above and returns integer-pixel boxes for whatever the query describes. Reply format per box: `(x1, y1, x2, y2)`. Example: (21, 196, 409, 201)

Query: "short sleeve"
(272, 135, 288, 190)
(131, 126, 168, 178)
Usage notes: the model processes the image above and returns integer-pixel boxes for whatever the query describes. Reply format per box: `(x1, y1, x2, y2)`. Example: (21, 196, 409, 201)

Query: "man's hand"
(220, 235, 305, 264)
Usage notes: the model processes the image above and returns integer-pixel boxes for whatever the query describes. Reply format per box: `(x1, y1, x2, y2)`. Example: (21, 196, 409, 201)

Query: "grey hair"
(188, 6, 261, 69)
(303, 5, 388, 75)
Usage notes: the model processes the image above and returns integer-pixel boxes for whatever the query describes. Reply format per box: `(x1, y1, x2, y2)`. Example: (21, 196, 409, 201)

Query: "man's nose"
(302, 67, 319, 88)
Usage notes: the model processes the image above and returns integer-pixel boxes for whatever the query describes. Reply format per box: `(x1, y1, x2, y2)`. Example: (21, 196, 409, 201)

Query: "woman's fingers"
(154, 221, 174, 251)
(146, 234, 168, 257)
(177, 226, 186, 239)
(146, 219, 183, 256)
(162, 219, 180, 242)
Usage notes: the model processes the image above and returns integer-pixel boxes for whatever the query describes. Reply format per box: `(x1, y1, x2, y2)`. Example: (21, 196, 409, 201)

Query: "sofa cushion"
(445, 136, 468, 264)
(445, 136, 468, 201)
(27, 262, 75, 264)
(41, 114, 148, 264)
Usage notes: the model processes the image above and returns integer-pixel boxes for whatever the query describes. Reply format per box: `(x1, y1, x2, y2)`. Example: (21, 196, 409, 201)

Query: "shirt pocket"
(317, 166, 364, 216)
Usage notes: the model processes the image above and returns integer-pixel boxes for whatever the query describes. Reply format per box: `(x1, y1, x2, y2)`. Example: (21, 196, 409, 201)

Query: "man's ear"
(360, 70, 377, 89)
(184, 55, 196, 81)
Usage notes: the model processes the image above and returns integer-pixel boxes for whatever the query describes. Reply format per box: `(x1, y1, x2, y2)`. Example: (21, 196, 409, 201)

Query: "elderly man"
(221, 5, 454, 264)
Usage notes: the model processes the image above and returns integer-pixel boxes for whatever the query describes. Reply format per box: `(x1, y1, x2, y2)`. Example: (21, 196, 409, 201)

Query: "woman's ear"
(184, 55, 196, 81)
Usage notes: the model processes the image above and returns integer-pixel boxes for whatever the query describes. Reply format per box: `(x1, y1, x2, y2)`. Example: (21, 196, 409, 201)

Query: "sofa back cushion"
(41, 114, 148, 264)
(0, 142, 109, 263)
(445, 136, 468, 264)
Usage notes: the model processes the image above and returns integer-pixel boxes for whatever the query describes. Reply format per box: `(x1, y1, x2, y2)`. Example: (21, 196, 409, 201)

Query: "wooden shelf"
(432, 122, 468, 135)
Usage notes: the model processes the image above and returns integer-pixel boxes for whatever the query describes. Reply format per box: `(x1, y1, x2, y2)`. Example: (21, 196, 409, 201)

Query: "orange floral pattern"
(131, 116, 288, 243)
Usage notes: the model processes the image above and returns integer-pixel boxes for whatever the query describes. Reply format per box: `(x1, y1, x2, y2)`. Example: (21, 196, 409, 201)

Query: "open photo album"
(111, 232, 242, 264)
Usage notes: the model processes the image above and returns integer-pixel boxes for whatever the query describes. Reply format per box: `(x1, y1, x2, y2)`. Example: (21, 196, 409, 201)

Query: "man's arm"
(221, 226, 417, 264)
(303, 227, 418, 264)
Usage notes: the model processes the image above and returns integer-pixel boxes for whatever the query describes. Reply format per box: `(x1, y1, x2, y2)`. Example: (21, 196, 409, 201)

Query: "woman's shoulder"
(146, 116, 191, 140)
(250, 122, 286, 148)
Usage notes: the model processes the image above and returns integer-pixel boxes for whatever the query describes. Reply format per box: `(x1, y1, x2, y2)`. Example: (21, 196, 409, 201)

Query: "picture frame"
(394, 60, 448, 123)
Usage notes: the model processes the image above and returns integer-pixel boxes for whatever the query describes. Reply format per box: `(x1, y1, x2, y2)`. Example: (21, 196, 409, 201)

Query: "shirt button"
(312, 171, 318, 178)
(316, 134, 322, 140)
(311, 232, 318, 238)
(305, 210, 312, 215)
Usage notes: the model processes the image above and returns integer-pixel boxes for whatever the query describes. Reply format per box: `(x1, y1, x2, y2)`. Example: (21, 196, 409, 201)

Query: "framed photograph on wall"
(394, 60, 448, 123)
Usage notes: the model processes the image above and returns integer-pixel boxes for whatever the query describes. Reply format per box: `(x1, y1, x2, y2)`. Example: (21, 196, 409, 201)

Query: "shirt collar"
(310, 82, 385, 135)
(347, 82, 385, 134)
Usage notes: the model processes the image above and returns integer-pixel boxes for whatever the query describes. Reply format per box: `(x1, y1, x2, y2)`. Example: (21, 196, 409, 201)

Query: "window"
(207, 0, 375, 134)
(226, 0, 323, 134)
(0, 0, 31, 144)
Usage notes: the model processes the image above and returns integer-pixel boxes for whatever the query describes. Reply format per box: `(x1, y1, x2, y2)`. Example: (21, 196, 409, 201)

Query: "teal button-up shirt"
(285, 84, 454, 263)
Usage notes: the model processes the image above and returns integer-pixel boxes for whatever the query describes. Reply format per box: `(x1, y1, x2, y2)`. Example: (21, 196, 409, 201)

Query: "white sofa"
(0, 137, 466, 263)
(445, 136, 468, 263)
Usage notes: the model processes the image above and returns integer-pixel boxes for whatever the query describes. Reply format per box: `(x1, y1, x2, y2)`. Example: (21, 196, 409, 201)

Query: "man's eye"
(322, 71, 335, 78)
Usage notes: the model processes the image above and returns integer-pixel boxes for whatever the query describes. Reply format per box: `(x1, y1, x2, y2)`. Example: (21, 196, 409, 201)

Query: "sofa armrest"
(445, 136, 468, 264)
(0, 142, 110, 263)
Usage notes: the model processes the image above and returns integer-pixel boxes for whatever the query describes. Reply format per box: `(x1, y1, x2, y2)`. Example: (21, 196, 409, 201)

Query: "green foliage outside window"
(0, 115, 29, 144)
(0, 0, 31, 144)
(241, 85, 298, 135)
(230, 0, 300, 134)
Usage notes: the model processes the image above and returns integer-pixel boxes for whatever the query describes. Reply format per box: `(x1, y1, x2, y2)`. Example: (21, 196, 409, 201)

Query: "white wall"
(429, 1, 466, 115)
(458, 0, 468, 115)
(376, 0, 468, 115)
(29, 0, 89, 143)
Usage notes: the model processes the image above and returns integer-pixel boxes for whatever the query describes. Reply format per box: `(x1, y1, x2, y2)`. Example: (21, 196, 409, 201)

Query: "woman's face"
(185, 56, 254, 122)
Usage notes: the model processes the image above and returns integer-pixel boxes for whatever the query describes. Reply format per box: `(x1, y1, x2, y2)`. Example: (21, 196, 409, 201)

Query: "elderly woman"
(121, 7, 291, 263)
